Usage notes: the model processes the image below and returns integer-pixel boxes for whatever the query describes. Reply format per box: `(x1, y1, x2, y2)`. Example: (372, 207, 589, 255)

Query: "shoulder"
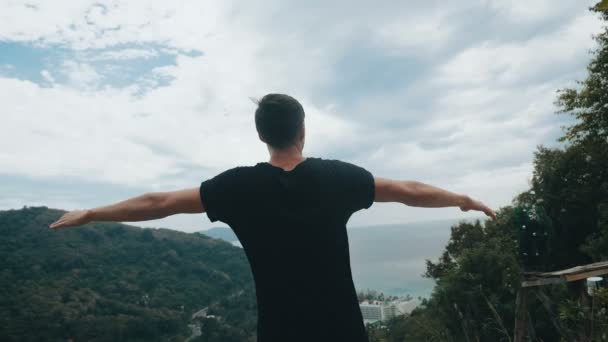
(222, 165, 254, 174)
(202, 165, 258, 187)
(216, 164, 257, 176)
(310, 158, 374, 190)
(316, 158, 372, 174)
(315, 158, 375, 210)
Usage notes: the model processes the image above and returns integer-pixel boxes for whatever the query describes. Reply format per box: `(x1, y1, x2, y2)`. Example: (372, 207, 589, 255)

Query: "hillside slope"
(0, 207, 257, 342)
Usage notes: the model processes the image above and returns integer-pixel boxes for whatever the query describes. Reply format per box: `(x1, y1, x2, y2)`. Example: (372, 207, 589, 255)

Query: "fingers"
(459, 200, 496, 220)
(50, 214, 65, 229)
(49, 210, 90, 229)
(49, 220, 66, 229)
(483, 206, 497, 221)
(472, 201, 497, 221)
(49, 213, 72, 229)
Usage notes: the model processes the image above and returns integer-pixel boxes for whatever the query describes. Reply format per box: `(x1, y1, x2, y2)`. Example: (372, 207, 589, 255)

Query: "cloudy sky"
(0, 0, 604, 232)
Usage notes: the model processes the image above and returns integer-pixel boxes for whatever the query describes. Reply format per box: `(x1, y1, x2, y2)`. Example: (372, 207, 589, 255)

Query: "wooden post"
(578, 279, 592, 342)
(514, 287, 529, 342)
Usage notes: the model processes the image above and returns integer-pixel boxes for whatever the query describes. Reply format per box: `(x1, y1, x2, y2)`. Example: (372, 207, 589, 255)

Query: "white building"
(359, 299, 421, 324)
(360, 301, 384, 323)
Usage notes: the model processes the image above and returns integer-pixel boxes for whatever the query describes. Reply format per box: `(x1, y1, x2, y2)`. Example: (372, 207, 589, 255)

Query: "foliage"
(357, 289, 406, 302)
(556, 4, 608, 144)
(0, 207, 257, 341)
(558, 287, 608, 341)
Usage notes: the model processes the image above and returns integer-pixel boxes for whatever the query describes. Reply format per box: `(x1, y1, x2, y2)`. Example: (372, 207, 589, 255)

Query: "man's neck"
(268, 145, 305, 170)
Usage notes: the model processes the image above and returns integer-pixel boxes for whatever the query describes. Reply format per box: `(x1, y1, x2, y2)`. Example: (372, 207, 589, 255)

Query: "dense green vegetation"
(0, 207, 257, 341)
(368, 3, 608, 341)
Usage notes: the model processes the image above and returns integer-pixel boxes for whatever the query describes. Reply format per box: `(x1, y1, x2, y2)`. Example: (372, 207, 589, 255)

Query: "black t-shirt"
(199, 157, 375, 342)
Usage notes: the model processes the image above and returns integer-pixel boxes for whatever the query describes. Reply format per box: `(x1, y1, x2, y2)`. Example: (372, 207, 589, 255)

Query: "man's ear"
(257, 131, 266, 143)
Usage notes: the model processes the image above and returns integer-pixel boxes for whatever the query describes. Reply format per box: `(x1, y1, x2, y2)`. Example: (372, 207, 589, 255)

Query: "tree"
(556, 4, 608, 144)
(553, 2, 608, 262)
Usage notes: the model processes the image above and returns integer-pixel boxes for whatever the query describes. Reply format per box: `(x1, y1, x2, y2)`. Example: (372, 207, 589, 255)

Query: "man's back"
(199, 157, 375, 341)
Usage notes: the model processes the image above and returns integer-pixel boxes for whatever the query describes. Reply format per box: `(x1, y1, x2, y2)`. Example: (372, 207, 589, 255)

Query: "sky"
(0, 0, 604, 232)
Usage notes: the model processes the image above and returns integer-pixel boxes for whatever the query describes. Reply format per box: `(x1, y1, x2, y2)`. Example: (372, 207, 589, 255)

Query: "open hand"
(49, 210, 92, 229)
(460, 197, 496, 220)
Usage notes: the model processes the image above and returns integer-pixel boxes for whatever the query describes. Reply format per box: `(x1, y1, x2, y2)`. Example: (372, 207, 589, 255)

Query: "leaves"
(0, 207, 257, 341)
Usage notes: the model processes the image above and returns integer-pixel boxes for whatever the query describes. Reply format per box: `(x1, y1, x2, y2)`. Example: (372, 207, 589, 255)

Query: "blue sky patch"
(0, 41, 203, 91)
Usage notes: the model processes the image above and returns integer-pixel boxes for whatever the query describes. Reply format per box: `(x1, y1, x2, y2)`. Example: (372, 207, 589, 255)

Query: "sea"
(205, 217, 482, 299)
(347, 218, 470, 298)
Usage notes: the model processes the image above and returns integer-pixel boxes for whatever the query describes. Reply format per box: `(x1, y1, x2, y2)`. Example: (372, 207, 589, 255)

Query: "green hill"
(198, 227, 239, 243)
(0, 206, 257, 342)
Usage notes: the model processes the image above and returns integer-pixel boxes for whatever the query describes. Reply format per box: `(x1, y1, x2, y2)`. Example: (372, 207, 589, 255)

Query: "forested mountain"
(0, 207, 257, 342)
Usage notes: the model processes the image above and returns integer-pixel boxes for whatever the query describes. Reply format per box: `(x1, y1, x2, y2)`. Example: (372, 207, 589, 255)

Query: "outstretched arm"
(374, 177, 496, 220)
(49, 188, 204, 229)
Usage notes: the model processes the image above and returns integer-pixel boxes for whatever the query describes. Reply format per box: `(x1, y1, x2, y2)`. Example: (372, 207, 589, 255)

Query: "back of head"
(255, 94, 305, 149)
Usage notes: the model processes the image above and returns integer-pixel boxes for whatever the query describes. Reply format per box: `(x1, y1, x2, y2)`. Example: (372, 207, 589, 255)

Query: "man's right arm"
(374, 177, 496, 220)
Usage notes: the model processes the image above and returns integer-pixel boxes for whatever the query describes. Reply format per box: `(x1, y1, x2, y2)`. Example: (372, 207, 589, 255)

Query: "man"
(51, 94, 496, 341)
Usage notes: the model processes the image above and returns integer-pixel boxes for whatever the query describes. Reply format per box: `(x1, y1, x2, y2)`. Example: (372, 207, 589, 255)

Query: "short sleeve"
(199, 167, 245, 223)
(332, 161, 375, 214)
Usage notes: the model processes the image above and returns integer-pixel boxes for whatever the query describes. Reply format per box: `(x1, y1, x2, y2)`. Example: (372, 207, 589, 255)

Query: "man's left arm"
(49, 188, 204, 229)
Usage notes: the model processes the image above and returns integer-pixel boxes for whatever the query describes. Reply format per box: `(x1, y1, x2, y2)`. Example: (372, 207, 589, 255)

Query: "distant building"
(360, 302, 383, 323)
(382, 304, 397, 320)
(359, 299, 421, 324)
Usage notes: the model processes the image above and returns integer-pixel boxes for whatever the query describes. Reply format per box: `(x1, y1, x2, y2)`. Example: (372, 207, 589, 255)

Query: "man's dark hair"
(255, 94, 305, 149)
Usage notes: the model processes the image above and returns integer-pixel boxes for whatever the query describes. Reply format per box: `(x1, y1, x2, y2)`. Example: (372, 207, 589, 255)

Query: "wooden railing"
(514, 260, 608, 342)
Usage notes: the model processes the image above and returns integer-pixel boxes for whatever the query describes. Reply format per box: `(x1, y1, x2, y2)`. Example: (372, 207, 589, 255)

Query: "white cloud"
(61, 60, 102, 88)
(40, 69, 55, 83)
(0, 1, 229, 50)
(93, 48, 159, 60)
(372, 12, 453, 55)
(480, 0, 587, 22)
(0, 0, 604, 230)
(435, 12, 602, 87)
